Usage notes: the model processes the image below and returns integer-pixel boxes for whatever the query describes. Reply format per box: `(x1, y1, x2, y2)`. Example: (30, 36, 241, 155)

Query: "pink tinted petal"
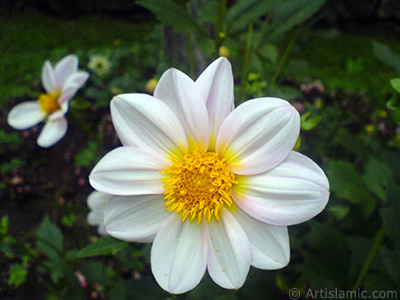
(7, 101, 46, 130)
(37, 116, 68, 148)
(111, 94, 188, 159)
(104, 195, 170, 243)
(234, 209, 290, 269)
(216, 97, 300, 175)
(89, 146, 170, 195)
(58, 71, 89, 104)
(41, 60, 59, 93)
(206, 208, 251, 289)
(195, 57, 234, 149)
(154, 68, 210, 152)
(54, 54, 79, 87)
(151, 214, 207, 294)
(232, 151, 329, 226)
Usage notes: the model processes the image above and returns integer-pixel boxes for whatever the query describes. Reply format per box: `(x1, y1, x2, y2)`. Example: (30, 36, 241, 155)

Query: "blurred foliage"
(1, 0, 400, 299)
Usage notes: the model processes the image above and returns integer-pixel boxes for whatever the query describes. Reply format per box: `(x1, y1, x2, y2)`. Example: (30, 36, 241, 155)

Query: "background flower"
(7, 54, 89, 148)
(88, 54, 112, 77)
(89, 57, 330, 294)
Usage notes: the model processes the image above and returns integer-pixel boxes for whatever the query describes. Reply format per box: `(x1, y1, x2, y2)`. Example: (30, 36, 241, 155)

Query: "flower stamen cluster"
(161, 150, 237, 223)
(38, 93, 60, 114)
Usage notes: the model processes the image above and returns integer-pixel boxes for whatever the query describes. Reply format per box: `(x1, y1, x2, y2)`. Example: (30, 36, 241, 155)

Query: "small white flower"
(87, 191, 112, 236)
(88, 54, 112, 77)
(89, 57, 330, 294)
(7, 55, 89, 148)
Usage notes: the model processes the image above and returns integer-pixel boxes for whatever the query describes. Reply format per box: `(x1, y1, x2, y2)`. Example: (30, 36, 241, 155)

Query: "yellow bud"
(219, 46, 231, 58)
(113, 39, 122, 46)
(145, 78, 158, 94)
(365, 124, 375, 133)
(378, 110, 388, 119)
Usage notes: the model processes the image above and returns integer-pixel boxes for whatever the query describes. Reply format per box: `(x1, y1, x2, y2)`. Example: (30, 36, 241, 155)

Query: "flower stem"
(188, 32, 195, 77)
(350, 226, 386, 292)
(239, 23, 254, 105)
(215, 0, 227, 57)
(270, 26, 301, 87)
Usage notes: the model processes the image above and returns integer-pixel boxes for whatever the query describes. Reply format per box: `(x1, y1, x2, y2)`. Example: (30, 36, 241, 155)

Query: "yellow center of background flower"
(161, 150, 237, 223)
(38, 93, 60, 114)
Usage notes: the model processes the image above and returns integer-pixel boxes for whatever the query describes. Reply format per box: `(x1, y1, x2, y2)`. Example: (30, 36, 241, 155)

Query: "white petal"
(206, 208, 251, 289)
(104, 195, 170, 243)
(87, 191, 112, 213)
(232, 151, 330, 226)
(87, 212, 108, 236)
(87, 211, 103, 226)
(216, 97, 300, 175)
(54, 54, 79, 87)
(151, 214, 207, 294)
(48, 102, 68, 121)
(87, 191, 112, 237)
(234, 209, 290, 269)
(41, 60, 59, 93)
(97, 223, 107, 236)
(111, 94, 188, 159)
(195, 57, 234, 150)
(89, 146, 170, 195)
(58, 71, 89, 104)
(7, 101, 46, 130)
(154, 68, 210, 152)
(37, 116, 68, 148)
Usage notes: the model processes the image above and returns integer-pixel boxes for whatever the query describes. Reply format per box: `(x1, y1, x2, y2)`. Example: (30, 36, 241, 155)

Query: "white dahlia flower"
(7, 54, 89, 147)
(89, 57, 329, 294)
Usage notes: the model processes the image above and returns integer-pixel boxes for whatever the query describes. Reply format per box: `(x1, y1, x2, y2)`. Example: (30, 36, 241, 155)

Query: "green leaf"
(36, 215, 63, 259)
(75, 140, 101, 168)
(83, 261, 112, 286)
(111, 278, 169, 300)
(301, 112, 322, 130)
(258, 44, 279, 65)
(380, 246, 400, 284)
(226, 0, 281, 35)
(364, 273, 397, 293)
(76, 236, 128, 258)
(328, 161, 367, 204)
(0, 215, 10, 235)
(328, 161, 377, 218)
(363, 157, 391, 202)
(137, 0, 206, 35)
(8, 263, 28, 287)
(70, 97, 91, 110)
(372, 41, 400, 75)
(197, 36, 216, 58)
(197, 0, 219, 26)
(390, 78, 400, 94)
(61, 214, 77, 227)
(266, 0, 326, 40)
(327, 205, 350, 220)
(300, 221, 351, 288)
(386, 94, 400, 111)
(44, 258, 69, 283)
(380, 205, 400, 248)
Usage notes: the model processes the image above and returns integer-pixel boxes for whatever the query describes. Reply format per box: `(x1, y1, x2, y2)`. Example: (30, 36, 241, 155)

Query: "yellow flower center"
(161, 150, 237, 223)
(38, 93, 60, 114)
